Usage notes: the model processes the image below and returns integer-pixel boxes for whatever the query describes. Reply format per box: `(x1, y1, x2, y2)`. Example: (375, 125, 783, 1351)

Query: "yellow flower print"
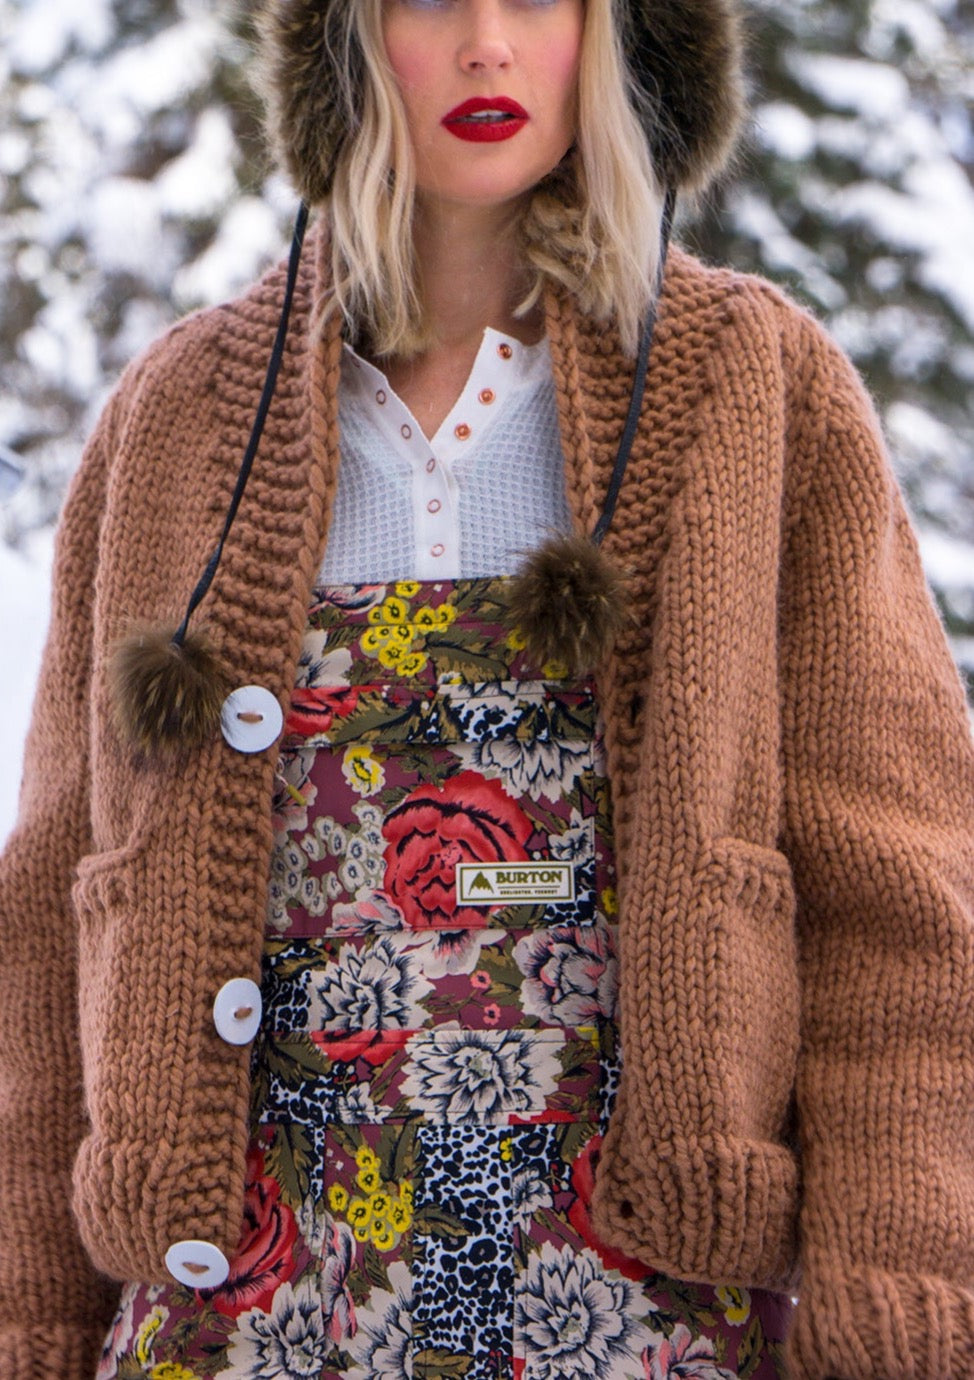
(396, 650, 429, 678)
(387, 624, 413, 648)
(360, 625, 393, 652)
(400, 1178, 414, 1201)
(388, 1197, 412, 1232)
(542, 659, 570, 679)
(355, 1145, 379, 1168)
(499, 1136, 513, 1162)
(505, 627, 527, 651)
(414, 603, 457, 630)
(352, 1222, 371, 1243)
(369, 1191, 393, 1217)
(378, 644, 404, 668)
(382, 594, 410, 623)
(395, 581, 420, 598)
(347, 1196, 372, 1230)
(715, 1285, 751, 1325)
(328, 1183, 349, 1213)
(150, 1365, 198, 1380)
(135, 1307, 167, 1365)
(371, 1218, 397, 1251)
(342, 744, 386, 796)
(600, 886, 619, 916)
(356, 1166, 382, 1193)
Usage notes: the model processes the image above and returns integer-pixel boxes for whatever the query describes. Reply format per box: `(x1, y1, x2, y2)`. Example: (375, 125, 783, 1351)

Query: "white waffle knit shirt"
(319, 327, 571, 582)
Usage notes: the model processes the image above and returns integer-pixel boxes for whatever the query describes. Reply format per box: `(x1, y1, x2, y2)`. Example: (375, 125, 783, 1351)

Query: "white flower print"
(444, 684, 591, 802)
(267, 841, 310, 932)
(514, 919, 618, 1026)
(307, 938, 433, 1036)
(641, 1323, 738, 1380)
(330, 889, 407, 938)
(225, 1278, 329, 1379)
(391, 924, 506, 980)
(400, 1027, 560, 1122)
(295, 632, 353, 689)
(334, 1082, 389, 1123)
(547, 809, 593, 864)
(516, 1242, 649, 1380)
(512, 1164, 554, 1232)
(350, 1260, 413, 1380)
(321, 1219, 358, 1343)
(96, 1286, 136, 1378)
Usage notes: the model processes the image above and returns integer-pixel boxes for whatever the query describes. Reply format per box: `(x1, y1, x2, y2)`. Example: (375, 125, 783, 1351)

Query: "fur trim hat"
(256, 0, 746, 204)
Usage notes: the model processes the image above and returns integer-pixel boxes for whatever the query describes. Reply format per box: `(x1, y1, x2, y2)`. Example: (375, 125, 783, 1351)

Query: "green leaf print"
(265, 1122, 314, 1209)
(411, 1203, 467, 1240)
(735, 1315, 768, 1380)
(363, 1240, 392, 1292)
(413, 1349, 474, 1378)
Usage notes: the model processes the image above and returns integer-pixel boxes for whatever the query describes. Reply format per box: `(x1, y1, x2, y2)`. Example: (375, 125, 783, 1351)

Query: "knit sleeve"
(777, 316, 974, 1380)
(0, 401, 123, 1376)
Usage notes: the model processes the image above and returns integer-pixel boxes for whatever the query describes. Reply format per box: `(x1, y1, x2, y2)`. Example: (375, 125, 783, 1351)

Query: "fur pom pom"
(108, 624, 230, 755)
(506, 534, 629, 675)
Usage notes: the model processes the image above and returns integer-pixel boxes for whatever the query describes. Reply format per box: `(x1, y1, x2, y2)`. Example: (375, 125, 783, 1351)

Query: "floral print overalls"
(98, 578, 792, 1380)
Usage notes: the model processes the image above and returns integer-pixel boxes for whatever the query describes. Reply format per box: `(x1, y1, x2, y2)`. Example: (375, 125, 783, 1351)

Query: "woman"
(1, 0, 972, 1376)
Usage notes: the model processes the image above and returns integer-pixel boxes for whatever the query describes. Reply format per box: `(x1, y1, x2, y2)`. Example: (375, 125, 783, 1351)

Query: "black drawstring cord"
(172, 200, 310, 649)
(591, 185, 676, 547)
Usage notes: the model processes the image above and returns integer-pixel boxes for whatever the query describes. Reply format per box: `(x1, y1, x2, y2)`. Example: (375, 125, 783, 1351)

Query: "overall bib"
(98, 578, 792, 1380)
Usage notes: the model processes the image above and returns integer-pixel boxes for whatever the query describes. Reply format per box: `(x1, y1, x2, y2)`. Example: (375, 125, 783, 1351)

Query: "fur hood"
(256, 0, 746, 204)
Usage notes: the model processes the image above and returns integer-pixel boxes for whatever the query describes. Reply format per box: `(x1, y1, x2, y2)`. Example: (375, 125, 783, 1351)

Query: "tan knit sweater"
(1, 227, 972, 1380)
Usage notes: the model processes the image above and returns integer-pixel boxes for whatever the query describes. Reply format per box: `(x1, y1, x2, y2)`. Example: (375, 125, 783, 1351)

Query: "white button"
(220, 686, 283, 753)
(165, 1240, 230, 1289)
(213, 978, 262, 1045)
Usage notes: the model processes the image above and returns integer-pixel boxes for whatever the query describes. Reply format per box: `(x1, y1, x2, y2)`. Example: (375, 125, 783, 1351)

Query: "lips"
(442, 96, 529, 143)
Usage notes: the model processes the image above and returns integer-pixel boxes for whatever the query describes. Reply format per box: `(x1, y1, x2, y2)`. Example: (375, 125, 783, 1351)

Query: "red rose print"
(207, 1145, 299, 1317)
(382, 770, 532, 929)
(286, 685, 361, 737)
(567, 1133, 649, 1280)
(311, 1026, 413, 1067)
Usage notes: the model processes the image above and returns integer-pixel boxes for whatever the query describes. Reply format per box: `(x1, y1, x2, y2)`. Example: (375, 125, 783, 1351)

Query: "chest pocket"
(268, 677, 602, 941)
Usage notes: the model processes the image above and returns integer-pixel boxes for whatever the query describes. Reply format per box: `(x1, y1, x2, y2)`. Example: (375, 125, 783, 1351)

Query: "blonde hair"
(325, 0, 663, 357)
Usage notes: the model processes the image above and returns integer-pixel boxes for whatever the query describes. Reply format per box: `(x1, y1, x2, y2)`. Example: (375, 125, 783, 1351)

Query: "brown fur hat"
(255, 0, 745, 204)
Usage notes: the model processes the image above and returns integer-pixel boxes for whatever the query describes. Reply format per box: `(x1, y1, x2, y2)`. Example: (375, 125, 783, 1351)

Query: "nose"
(458, 0, 514, 73)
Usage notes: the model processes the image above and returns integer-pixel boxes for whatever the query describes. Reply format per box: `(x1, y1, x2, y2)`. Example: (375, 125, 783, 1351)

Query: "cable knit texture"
(1, 225, 972, 1379)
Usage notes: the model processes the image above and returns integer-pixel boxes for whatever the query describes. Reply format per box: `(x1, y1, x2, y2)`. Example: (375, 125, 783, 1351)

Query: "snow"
(0, 534, 52, 845)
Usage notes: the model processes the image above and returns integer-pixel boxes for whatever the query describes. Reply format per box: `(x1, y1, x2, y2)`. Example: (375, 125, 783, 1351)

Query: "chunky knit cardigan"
(1, 228, 972, 1380)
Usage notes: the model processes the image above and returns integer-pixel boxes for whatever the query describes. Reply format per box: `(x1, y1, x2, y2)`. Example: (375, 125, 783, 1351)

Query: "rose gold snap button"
(375, 389, 386, 404)
(497, 343, 513, 359)
(431, 544, 445, 558)
(426, 457, 436, 472)
(479, 388, 495, 404)
(454, 423, 471, 440)
(427, 499, 441, 513)
(401, 423, 412, 439)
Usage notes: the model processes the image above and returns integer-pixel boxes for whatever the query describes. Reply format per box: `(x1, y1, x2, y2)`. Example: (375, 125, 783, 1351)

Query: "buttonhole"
(237, 711, 264, 724)
(233, 1006, 254, 1020)
(183, 1261, 210, 1276)
(628, 693, 644, 725)
(619, 1199, 635, 1219)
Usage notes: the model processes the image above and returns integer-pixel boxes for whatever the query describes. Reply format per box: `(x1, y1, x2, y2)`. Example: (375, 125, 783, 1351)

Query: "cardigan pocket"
(695, 839, 800, 1137)
(71, 844, 150, 1134)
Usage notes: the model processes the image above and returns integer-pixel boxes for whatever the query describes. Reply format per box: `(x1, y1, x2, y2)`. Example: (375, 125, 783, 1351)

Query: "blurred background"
(1, 0, 972, 841)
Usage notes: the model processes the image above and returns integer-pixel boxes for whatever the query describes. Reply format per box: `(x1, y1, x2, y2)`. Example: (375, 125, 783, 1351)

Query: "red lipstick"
(442, 96, 529, 142)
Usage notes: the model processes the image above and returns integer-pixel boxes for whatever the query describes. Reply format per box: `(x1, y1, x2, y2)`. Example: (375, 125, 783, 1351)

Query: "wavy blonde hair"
(325, 0, 663, 357)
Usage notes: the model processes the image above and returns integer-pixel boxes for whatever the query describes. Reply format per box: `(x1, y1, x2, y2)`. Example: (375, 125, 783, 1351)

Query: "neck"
(411, 196, 543, 349)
